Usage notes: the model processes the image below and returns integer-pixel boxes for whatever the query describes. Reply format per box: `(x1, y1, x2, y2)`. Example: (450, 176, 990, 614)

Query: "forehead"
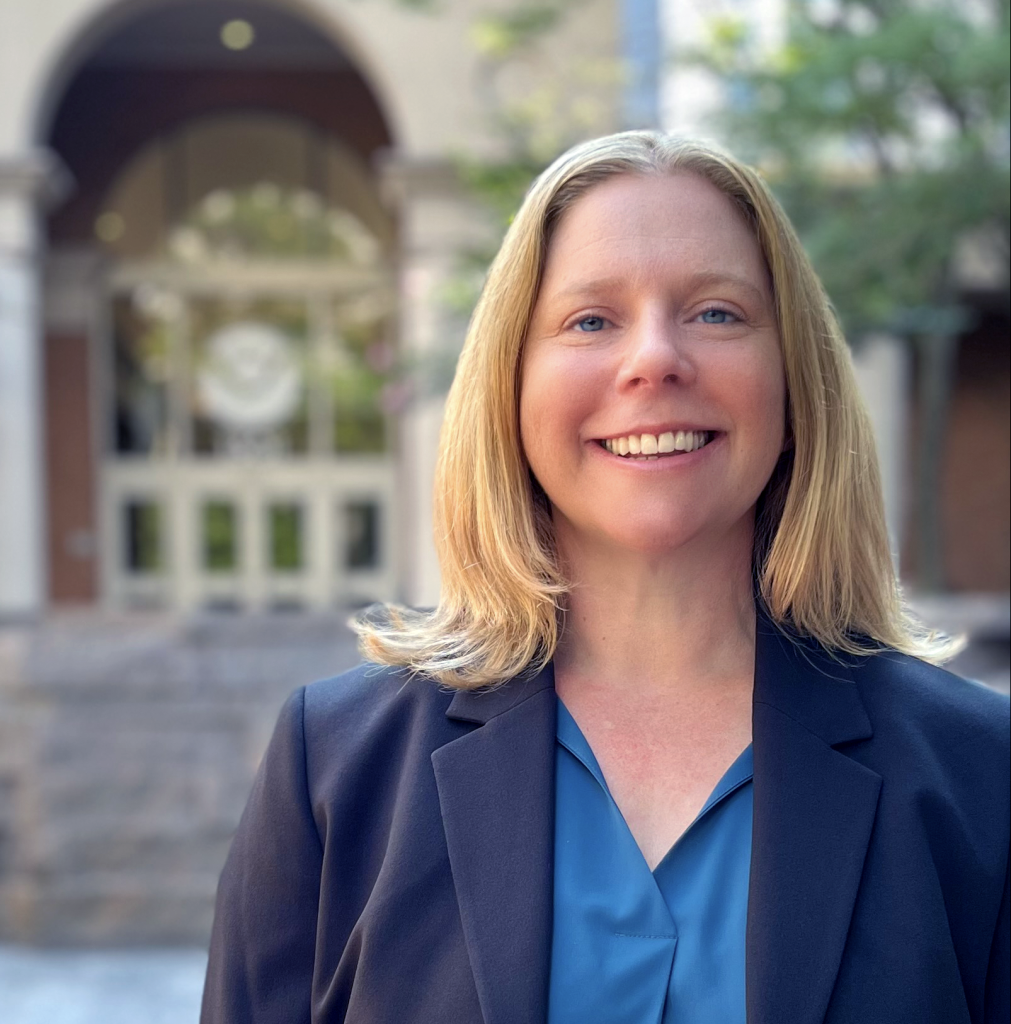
(541, 173, 768, 291)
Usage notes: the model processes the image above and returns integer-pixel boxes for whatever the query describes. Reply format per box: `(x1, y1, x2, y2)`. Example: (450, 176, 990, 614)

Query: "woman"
(201, 132, 1009, 1024)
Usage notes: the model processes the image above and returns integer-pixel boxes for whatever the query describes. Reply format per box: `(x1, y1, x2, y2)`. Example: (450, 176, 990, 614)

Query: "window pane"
(334, 405, 386, 454)
(344, 501, 380, 570)
(203, 501, 238, 572)
(111, 294, 173, 455)
(190, 297, 310, 457)
(329, 304, 391, 455)
(123, 500, 163, 573)
(268, 503, 303, 572)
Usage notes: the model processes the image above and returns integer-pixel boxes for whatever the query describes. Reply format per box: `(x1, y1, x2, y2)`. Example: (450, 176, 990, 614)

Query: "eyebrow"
(549, 271, 770, 307)
(688, 271, 770, 306)
(550, 276, 628, 301)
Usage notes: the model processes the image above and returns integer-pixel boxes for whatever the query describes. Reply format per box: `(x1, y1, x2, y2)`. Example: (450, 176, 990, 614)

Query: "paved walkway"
(0, 947, 207, 1024)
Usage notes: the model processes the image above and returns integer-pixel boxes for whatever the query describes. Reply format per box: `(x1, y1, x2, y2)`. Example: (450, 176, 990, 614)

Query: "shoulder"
(299, 659, 459, 745)
(848, 651, 1009, 854)
(851, 650, 1009, 760)
(303, 660, 452, 722)
(292, 662, 468, 794)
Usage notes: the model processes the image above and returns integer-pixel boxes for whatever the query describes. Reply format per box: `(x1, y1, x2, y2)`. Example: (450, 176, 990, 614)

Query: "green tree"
(459, 1, 615, 232)
(692, 0, 1010, 589)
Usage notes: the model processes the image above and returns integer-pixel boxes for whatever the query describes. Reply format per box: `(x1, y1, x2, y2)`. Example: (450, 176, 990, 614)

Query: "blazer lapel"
(432, 664, 557, 1024)
(747, 616, 882, 1024)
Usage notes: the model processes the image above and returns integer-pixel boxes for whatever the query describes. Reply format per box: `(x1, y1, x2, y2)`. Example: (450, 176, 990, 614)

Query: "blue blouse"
(549, 698, 754, 1024)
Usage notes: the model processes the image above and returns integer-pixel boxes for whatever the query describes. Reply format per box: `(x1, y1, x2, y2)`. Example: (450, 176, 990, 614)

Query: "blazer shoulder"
(854, 650, 1009, 748)
(300, 660, 456, 743)
(294, 662, 466, 800)
(851, 651, 1009, 828)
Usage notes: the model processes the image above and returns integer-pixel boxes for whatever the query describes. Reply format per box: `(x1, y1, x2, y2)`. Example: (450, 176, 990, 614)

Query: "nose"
(617, 310, 696, 391)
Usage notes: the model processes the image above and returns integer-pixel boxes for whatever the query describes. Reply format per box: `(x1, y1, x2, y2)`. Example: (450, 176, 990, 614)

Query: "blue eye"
(574, 316, 607, 332)
(699, 308, 737, 324)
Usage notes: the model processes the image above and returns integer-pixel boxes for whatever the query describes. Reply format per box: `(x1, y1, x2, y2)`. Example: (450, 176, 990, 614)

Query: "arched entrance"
(43, 0, 399, 612)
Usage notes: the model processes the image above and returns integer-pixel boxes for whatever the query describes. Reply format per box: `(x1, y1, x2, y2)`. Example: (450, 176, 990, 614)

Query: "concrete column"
(0, 152, 68, 618)
(852, 333, 910, 565)
(622, 0, 661, 128)
(380, 155, 491, 608)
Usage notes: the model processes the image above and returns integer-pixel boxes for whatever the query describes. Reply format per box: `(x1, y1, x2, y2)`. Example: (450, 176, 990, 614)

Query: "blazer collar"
(752, 611, 873, 745)
(443, 662, 555, 726)
(433, 663, 557, 1024)
(433, 617, 882, 1024)
(747, 614, 881, 1024)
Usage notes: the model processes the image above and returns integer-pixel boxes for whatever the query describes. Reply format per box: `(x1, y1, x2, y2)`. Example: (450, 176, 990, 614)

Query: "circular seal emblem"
(197, 321, 302, 431)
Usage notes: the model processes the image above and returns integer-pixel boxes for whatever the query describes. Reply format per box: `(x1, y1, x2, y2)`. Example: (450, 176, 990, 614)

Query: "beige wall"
(1, 0, 620, 158)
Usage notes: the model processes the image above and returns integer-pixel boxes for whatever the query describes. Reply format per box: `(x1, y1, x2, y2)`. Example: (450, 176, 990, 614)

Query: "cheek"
(746, 364, 788, 467)
(520, 349, 592, 450)
(518, 354, 554, 475)
(725, 343, 786, 432)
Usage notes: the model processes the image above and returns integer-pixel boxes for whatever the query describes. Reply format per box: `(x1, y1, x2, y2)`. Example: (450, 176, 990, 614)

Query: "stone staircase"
(0, 612, 361, 945)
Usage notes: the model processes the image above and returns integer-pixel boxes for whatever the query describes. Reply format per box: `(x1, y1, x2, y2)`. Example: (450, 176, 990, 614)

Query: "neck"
(553, 524, 758, 699)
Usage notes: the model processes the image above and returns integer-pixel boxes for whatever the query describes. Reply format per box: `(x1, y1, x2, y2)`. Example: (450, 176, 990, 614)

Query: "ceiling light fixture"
(221, 19, 255, 51)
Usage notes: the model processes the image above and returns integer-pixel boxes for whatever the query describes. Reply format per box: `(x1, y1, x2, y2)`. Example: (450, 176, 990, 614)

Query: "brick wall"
(45, 331, 98, 604)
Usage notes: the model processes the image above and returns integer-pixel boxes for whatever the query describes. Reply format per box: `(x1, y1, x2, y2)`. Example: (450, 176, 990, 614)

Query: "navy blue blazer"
(202, 619, 1010, 1024)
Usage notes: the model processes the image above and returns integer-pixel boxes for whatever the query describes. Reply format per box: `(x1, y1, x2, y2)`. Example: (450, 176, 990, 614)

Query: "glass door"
(101, 271, 398, 612)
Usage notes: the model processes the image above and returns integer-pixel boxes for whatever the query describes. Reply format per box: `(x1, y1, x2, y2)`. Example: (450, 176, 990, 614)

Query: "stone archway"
(40, 0, 400, 611)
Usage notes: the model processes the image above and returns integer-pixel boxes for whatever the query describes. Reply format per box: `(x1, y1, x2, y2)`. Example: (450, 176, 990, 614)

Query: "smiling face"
(519, 172, 787, 563)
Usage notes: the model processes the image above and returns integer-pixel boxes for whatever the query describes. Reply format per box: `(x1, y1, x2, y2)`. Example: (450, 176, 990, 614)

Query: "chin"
(576, 520, 713, 559)
(613, 531, 706, 558)
(556, 503, 758, 562)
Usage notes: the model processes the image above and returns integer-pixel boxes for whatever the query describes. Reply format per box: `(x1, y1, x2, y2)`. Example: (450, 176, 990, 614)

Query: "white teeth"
(602, 430, 711, 458)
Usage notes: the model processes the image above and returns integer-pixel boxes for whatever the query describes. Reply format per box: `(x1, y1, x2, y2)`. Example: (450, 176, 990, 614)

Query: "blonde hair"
(354, 131, 957, 688)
